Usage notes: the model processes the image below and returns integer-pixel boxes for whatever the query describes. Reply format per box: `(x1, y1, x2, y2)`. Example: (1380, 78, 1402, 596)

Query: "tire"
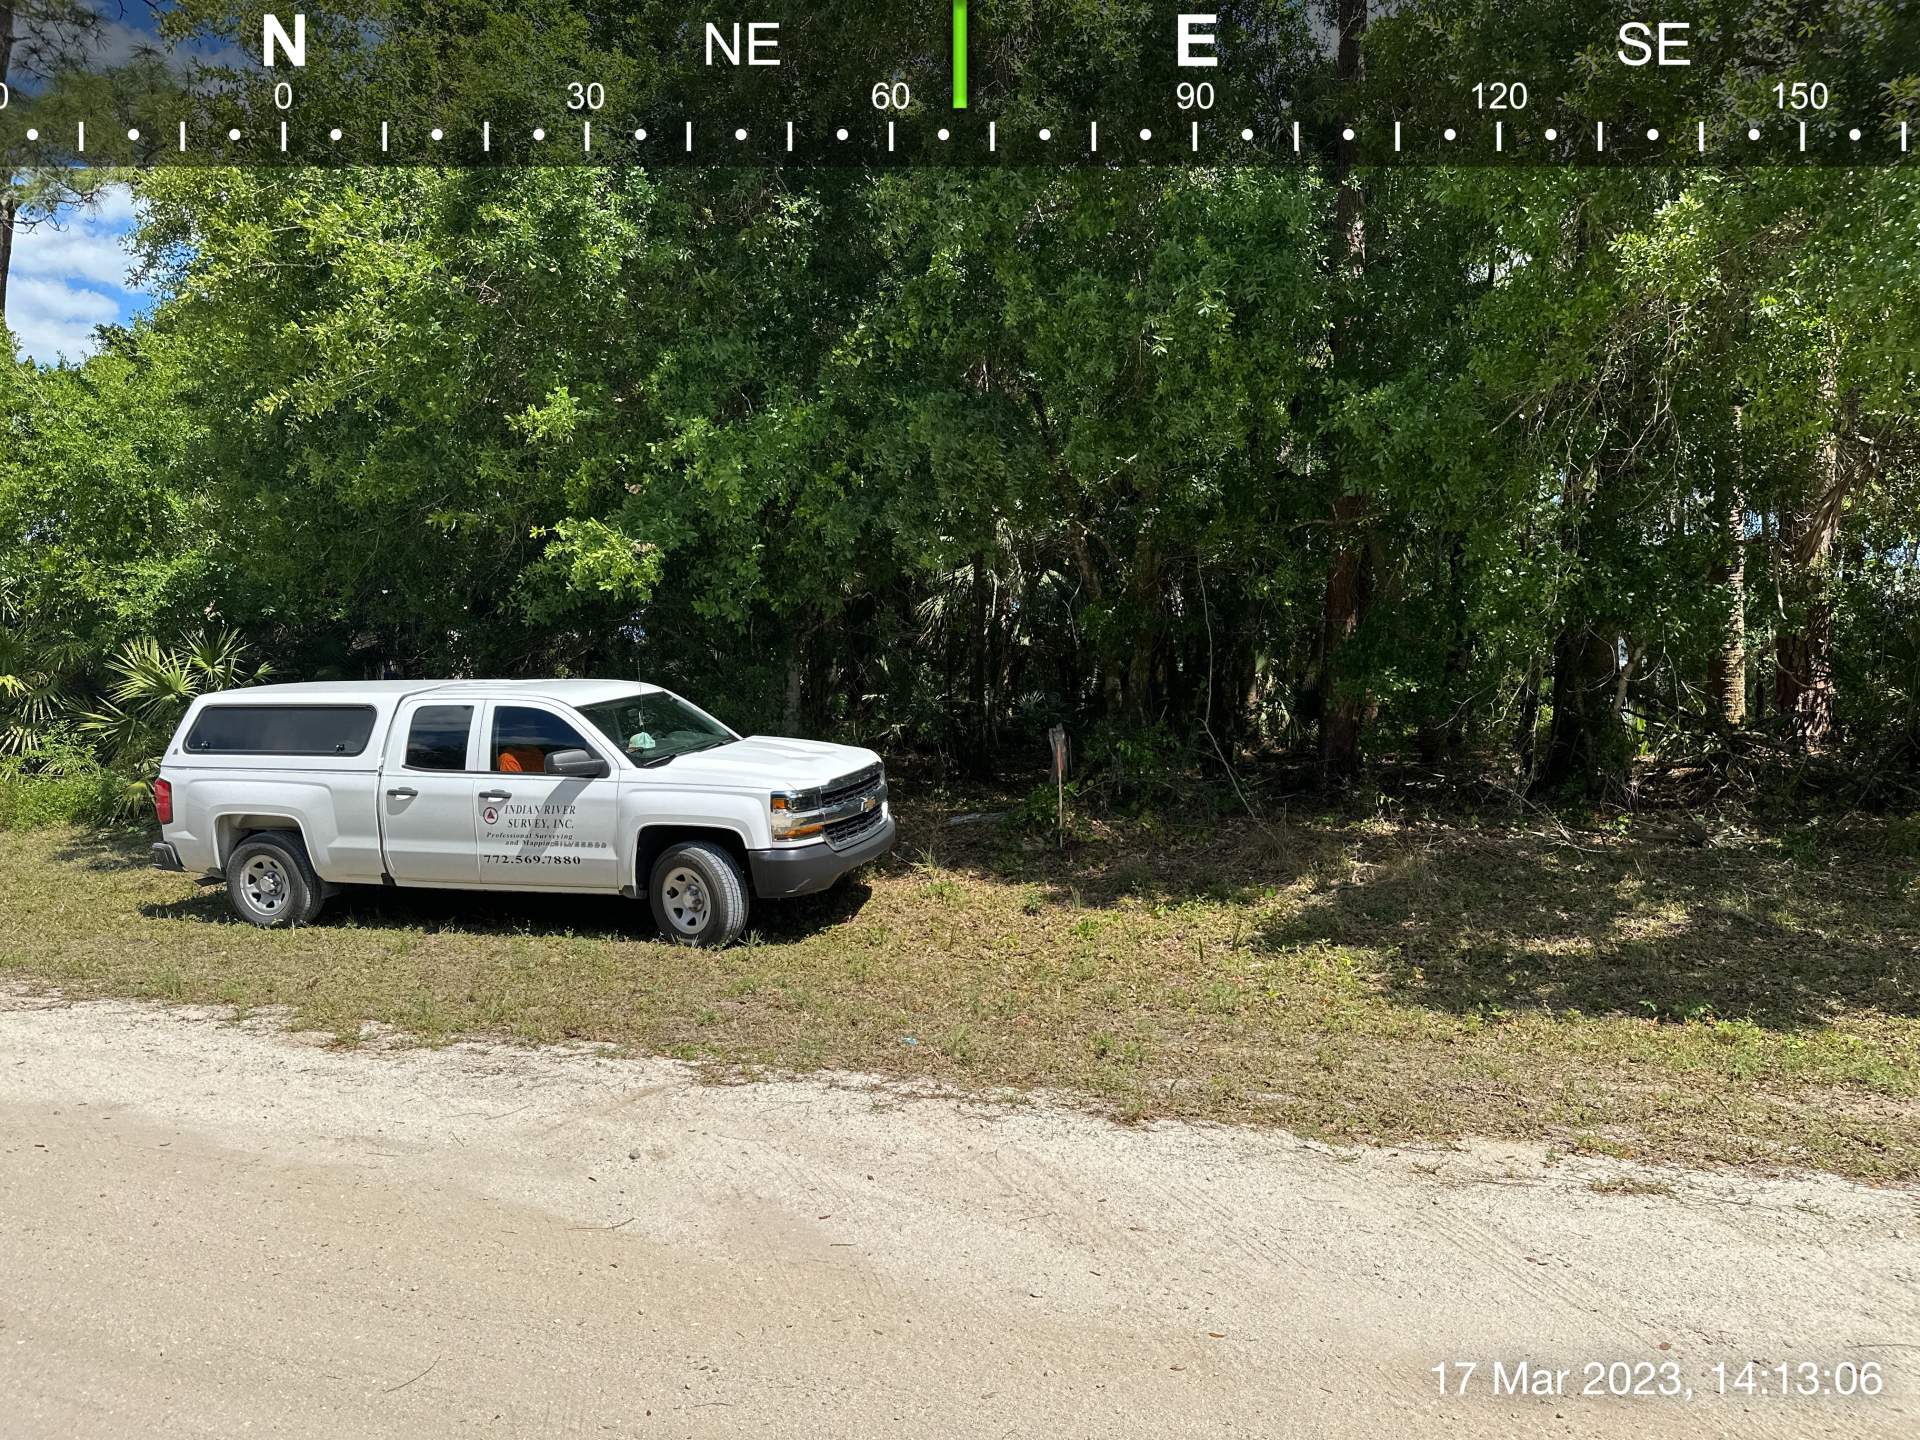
(225, 831, 327, 928)
(648, 840, 749, 948)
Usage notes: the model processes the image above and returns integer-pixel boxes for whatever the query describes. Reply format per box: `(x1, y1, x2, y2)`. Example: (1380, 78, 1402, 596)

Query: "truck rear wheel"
(226, 831, 327, 928)
(648, 840, 748, 948)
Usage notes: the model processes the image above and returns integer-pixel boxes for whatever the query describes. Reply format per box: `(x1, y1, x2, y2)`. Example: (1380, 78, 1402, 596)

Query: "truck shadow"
(53, 832, 158, 873)
(140, 876, 877, 943)
(909, 810, 1920, 1032)
(1242, 824, 1920, 1031)
(138, 885, 230, 923)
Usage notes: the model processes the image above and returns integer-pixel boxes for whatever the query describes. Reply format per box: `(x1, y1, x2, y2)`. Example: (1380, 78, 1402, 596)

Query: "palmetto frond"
(106, 635, 197, 716)
(84, 629, 269, 768)
(0, 664, 75, 753)
(183, 627, 271, 689)
(78, 698, 147, 761)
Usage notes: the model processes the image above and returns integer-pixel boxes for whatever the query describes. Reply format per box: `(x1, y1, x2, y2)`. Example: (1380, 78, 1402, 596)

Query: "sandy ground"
(0, 993, 1915, 1439)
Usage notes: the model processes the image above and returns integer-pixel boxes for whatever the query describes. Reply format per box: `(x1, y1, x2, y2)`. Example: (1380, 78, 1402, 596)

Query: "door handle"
(385, 786, 419, 799)
(478, 789, 512, 802)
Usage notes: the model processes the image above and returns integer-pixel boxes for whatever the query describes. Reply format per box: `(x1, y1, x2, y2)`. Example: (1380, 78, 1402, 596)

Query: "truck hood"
(643, 736, 880, 790)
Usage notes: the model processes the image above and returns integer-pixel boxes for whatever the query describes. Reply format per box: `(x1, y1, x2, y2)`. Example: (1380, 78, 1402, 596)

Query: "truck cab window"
(578, 693, 735, 764)
(185, 704, 376, 756)
(491, 706, 594, 774)
(404, 705, 473, 771)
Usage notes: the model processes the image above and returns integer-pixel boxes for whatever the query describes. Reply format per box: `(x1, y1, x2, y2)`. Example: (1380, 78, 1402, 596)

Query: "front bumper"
(151, 842, 184, 872)
(748, 813, 896, 899)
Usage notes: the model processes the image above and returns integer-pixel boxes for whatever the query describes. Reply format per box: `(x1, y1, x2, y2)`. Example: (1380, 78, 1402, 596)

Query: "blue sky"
(10, 186, 154, 364)
(8, 0, 224, 365)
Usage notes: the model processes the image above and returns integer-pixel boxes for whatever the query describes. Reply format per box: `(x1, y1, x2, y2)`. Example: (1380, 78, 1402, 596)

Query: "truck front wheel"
(648, 841, 749, 948)
(225, 831, 327, 928)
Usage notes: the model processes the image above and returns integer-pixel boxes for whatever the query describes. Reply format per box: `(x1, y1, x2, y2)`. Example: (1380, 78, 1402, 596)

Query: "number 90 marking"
(1177, 81, 1214, 111)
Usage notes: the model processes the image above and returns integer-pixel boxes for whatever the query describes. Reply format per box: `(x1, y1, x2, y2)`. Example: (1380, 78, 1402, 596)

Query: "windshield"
(577, 692, 736, 765)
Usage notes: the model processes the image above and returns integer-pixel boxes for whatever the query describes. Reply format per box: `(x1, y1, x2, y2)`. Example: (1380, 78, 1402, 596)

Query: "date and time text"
(1431, 1358, 1889, 1402)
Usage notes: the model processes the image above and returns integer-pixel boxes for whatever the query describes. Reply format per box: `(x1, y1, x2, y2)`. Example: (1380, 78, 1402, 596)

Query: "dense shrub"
(0, 768, 126, 830)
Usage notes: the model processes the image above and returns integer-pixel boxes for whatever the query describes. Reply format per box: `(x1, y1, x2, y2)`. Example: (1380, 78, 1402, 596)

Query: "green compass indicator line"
(952, 0, 968, 109)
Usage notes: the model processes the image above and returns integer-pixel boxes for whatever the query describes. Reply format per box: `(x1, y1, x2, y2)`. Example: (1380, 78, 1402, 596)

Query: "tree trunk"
(1416, 533, 1471, 764)
(1, 4, 16, 323)
(0, 192, 15, 323)
(1317, 0, 1370, 781)
(1705, 409, 1747, 727)
(967, 549, 991, 763)
(1319, 492, 1371, 775)
(1773, 508, 1837, 747)
(1515, 652, 1544, 781)
(1534, 453, 1624, 798)
(1124, 532, 1159, 721)
(1773, 357, 1844, 748)
(1539, 626, 1621, 796)
(987, 555, 1010, 746)
(783, 651, 804, 734)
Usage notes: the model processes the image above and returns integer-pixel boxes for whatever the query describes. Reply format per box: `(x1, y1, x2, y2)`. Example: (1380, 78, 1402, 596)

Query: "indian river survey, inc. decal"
(484, 801, 604, 855)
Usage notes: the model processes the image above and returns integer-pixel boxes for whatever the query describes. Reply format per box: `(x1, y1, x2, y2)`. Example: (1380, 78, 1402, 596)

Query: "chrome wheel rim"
(242, 854, 290, 917)
(660, 867, 709, 935)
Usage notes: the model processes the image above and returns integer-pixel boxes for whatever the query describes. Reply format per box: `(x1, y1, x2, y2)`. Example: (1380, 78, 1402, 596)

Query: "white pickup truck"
(149, 680, 894, 946)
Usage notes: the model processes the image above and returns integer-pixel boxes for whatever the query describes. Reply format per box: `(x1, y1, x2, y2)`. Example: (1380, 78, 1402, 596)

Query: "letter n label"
(263, 14, 306, 68)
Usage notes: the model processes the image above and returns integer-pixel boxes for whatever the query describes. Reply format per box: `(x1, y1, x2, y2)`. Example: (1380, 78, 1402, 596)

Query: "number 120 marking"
(1473, 81, 1528, 109)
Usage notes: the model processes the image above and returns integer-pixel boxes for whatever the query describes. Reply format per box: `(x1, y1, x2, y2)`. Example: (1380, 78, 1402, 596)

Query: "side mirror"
(545, 747, 610, 779)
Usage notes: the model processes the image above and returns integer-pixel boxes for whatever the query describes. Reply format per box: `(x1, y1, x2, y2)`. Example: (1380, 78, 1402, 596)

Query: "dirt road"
(1, 993, 1914, 1438)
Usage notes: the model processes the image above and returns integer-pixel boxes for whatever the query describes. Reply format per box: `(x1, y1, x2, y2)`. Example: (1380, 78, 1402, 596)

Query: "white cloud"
(14, 220, 136, 288)
(6, 185, 142, 364)
(8, 280, 117, 364)
(17, 3, 252, 90)
(12, 183, 139, 286)
(12, 277, 119, 324)
(86, 185, 139, 228)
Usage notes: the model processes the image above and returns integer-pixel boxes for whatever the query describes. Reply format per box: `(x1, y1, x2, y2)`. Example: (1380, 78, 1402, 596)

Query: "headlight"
(770, 789, 825, 841)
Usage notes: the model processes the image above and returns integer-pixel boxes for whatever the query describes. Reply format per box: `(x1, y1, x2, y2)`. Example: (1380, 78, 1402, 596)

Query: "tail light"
(153, 778, 173, 825)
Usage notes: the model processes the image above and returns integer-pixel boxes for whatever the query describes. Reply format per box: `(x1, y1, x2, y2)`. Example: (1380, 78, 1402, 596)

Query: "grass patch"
(1588, 1175, 1677, 1197)
(2, 807, 1917, 1180)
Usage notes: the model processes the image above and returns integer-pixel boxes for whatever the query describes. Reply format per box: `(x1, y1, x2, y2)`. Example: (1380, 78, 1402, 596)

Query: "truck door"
(475, 701, 622, 890)
(380, 699, 483, 885)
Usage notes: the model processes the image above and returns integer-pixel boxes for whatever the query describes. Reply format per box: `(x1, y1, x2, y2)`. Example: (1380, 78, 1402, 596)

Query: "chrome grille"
(825, 806, 886, 851)
(819, 764, 882, 809)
